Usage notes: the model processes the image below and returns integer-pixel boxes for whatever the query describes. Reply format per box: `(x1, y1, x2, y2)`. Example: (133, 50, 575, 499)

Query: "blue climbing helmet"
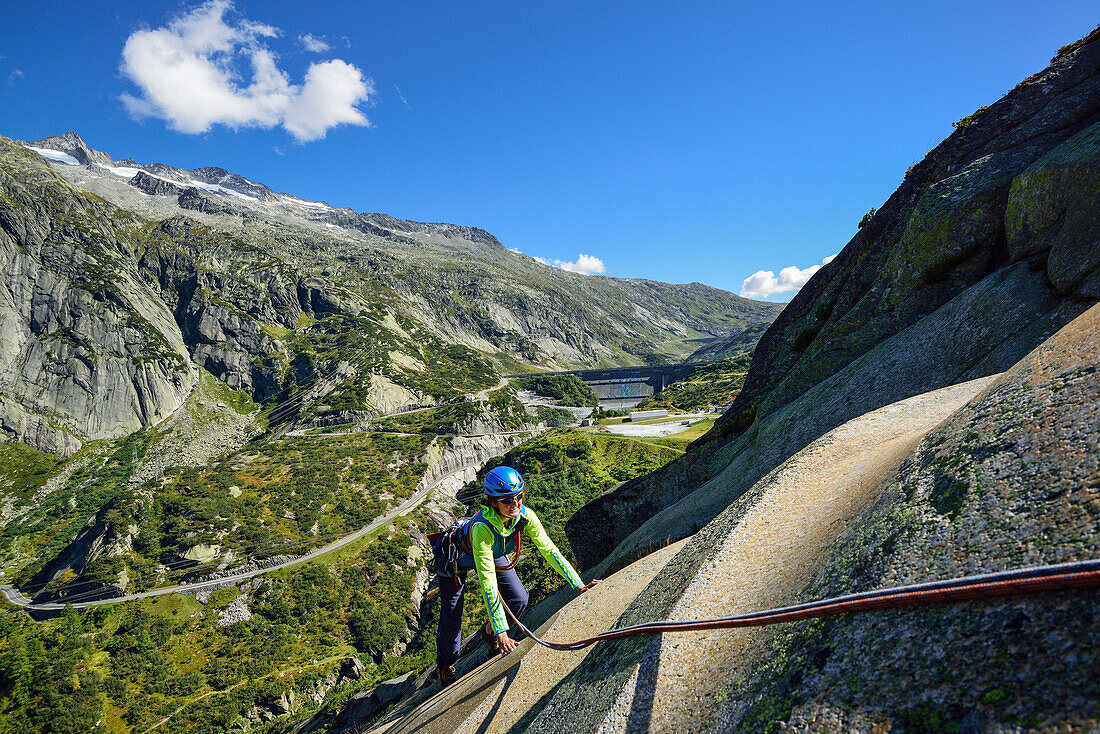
(483, 466, 525, 499)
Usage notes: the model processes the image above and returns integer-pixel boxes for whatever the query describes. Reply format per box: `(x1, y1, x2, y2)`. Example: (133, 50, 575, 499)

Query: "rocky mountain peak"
(22, 133, 284, 204)
(23, 131, 114, 167)
(187, 165, 278, 201)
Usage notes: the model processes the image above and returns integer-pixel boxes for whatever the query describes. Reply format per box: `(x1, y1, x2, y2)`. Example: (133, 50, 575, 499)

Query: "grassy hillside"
(0, 444, 58, 510)
(3, 427, 434, 599)
(628, 418, 718, 451)
(633, 354, 751, 412)
(513, 375, 599, 408)
(0, 519, 432, 734)
(369, 388, 531, 435)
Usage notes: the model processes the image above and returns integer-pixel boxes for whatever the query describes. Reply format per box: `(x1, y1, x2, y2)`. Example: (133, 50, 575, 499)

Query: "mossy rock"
(1005, 121, 1100, 296)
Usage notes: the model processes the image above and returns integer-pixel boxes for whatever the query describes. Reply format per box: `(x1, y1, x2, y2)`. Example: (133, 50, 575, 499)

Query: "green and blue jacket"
(459, 504, 581, 634)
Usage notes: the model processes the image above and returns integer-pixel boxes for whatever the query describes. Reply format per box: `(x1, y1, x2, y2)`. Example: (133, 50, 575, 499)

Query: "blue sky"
(1, 2, 1096, 300)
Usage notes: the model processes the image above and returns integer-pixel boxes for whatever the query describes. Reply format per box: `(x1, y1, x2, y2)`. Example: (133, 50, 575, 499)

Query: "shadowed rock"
(569, 26, 1100, 570)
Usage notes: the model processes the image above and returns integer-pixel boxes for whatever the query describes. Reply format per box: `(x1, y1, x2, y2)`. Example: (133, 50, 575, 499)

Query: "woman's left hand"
(577, 579, 602, 594)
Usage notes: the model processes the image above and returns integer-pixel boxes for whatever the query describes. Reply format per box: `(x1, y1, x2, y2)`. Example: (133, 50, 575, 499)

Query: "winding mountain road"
(1, 459, 481, 613)
(1, 379, 532, 615)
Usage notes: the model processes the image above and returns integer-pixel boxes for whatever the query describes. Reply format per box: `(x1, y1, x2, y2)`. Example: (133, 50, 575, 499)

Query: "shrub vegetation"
(514, 375, 599, 407)
(372, 389, 531, 435)
(0, 520, 432, 734)
(634, 354, 751, 412)
(536, 407, 576, 427)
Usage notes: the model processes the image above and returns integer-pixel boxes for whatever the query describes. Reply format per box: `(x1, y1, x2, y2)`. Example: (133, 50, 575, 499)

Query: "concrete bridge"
(511, 364, 698, 411)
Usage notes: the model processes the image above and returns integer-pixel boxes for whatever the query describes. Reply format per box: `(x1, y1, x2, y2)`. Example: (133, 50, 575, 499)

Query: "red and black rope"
(500, 559, 1100, 652)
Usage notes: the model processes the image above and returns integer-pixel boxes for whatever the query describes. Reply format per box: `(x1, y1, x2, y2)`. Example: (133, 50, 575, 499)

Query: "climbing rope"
(499, 559, 1100, 652)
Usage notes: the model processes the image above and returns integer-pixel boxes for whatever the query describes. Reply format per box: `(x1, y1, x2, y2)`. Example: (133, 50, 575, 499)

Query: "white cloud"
(563, 254, 607, 274)
(120, 1, 372, 143)
(283, 60, 373, 140)
(395, 85, 410, 109)
(533, 253, 607, 276)
(739, 254, 838, 299)
(299, 33, 331, 53)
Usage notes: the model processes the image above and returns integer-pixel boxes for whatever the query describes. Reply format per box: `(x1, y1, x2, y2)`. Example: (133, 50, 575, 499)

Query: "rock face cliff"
(569, 27, 1100, 570)
(716, 302, 1099, 732)
(492, 304, 1099, 734)
(0, 143, 194, 457)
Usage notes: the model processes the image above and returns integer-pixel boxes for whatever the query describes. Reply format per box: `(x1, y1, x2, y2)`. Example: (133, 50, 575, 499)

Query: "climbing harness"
(495, 559, 1100, 652)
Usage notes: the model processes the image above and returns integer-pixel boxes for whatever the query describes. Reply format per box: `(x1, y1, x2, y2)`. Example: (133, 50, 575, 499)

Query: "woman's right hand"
(497, 632, 519, 655)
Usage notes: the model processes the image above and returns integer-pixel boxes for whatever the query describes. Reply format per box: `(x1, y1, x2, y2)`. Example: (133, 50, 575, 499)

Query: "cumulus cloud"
(533, 253, 607, 275)
(299, 33, 330, 52)
(739, 254, 838, 299)
(563, 254, 608, 274)
(282, 59, 373, 140)
(120, 1, 372, 142)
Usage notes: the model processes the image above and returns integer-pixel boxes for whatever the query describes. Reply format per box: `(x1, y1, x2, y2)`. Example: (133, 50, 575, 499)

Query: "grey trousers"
(436, 562, 529, 669)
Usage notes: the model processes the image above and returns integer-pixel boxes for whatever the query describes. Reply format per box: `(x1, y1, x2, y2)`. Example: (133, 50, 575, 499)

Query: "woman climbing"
(433, 465, 599, 687)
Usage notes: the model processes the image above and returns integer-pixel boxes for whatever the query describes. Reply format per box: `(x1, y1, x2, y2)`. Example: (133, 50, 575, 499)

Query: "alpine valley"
(3, 23, 1100, 734)
(0, 128, 780, 733)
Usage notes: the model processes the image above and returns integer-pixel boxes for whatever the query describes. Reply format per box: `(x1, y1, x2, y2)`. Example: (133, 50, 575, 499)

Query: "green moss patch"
(0, 442, 58, 503)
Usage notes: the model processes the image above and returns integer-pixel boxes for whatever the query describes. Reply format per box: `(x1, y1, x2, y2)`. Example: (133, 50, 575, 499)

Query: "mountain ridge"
(2, 132, 782, 458)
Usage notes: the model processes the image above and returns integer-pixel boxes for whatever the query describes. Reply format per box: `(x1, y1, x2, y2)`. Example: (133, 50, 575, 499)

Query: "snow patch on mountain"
(101, 164, 142, 178)
(186, 179, 257, 200)
(25, 146, 79, 165)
